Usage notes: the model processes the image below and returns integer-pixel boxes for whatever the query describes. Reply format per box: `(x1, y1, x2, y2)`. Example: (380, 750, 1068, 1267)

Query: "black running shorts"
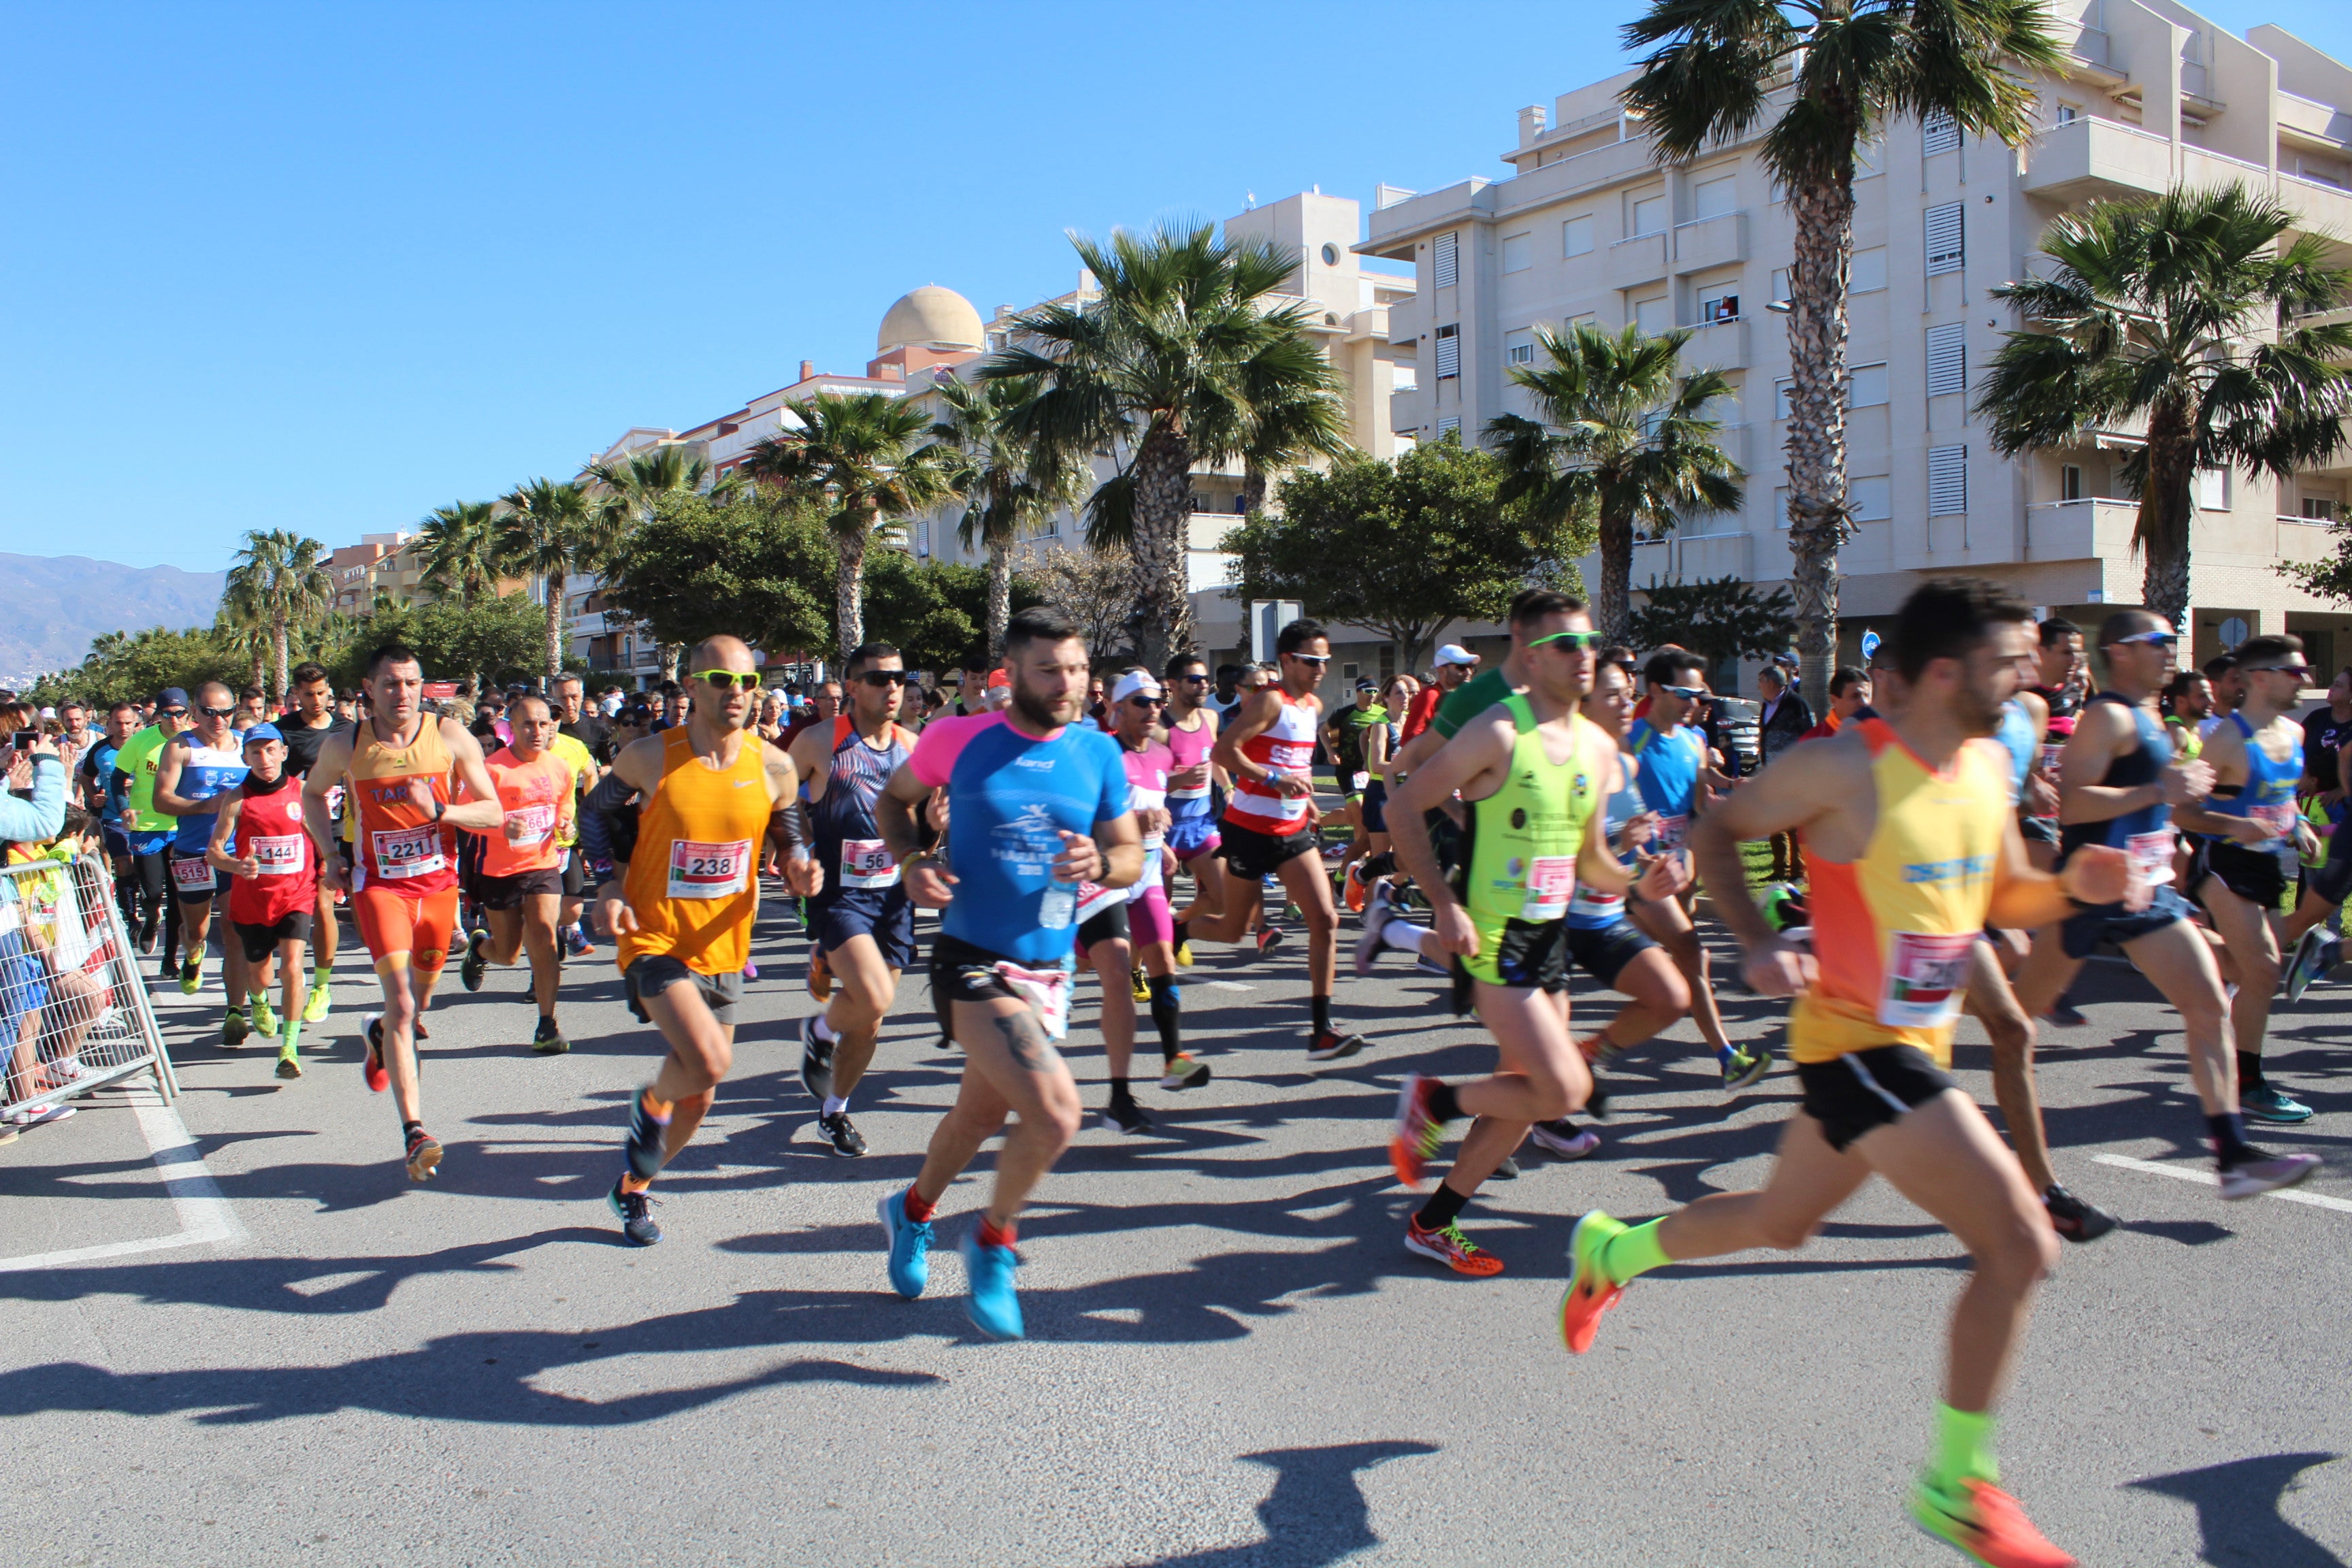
(233, 911, 313, 964)
(1220, 820, 1319, 881)
(1796, 1044, 1958, 1152)
(2191, 838, 2289, 911)
(623, 952, 742, 1026)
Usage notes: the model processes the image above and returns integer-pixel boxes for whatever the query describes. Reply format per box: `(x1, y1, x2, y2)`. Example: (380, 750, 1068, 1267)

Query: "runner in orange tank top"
(1557, 579, 2138, 1568)
(578, 635, 821, 1246)
(454, 693, 579, 1054)
(301, 642, 505, 1182)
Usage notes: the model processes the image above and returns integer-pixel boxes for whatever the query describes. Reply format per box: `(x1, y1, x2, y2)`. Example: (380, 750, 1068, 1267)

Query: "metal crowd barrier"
(2, 853, 180, 1126)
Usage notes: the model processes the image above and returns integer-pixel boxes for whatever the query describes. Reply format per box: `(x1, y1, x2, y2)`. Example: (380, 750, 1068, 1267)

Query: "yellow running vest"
(619, 728, 772, 977)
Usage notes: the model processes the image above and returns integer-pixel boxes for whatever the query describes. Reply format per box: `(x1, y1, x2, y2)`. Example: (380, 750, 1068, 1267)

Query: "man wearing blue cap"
(206, 723, 320, 1074)
(153, 681, 251, 1040)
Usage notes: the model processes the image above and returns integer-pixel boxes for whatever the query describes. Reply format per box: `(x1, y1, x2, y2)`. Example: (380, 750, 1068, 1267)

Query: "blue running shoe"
(879, 1190, 934, 1299)
(960, 1229, 1024, 1340)
(623, 1088, 672, 1183)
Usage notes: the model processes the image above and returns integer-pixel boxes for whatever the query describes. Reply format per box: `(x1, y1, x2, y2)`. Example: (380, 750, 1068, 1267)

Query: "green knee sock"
(280, 1019, 301, 1051)
(1599, 1218, 1673, 1286)
(1927, 1403, 1998, 1490)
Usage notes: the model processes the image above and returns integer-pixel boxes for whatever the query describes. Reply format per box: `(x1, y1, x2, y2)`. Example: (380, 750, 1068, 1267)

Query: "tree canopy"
(601, 493, 834, 664)
(325, 592, 555, 692)
(1626, 576, 1797, 677)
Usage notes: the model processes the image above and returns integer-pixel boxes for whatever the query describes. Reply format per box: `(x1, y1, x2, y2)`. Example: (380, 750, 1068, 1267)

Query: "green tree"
(601, 492, 834, 665)
(983, 223, 1345, 668)
(1622, 0, 2064, 697)
(582, 445, 743, 681)
(325, 593, 553, 693)
(930, 374, 1087, 659)
(1976, 184, 2352, 627)
(224, 528, 333, 702)
(742, 392, 953, 660)
(416, 500, 502, 606)
(860, 552, 1043, 674)
(1488, 321, 1744, 646)
(31, 625, 246, 709)
(1626, 576, 1798, 677)
(497, 477, 611, 684)
(1226, 433, 1591, 672)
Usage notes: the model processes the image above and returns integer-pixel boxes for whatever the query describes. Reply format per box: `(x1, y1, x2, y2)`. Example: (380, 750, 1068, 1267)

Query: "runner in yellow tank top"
(578, 636, 822, 1246)
(1558, 580, 2137, 1568)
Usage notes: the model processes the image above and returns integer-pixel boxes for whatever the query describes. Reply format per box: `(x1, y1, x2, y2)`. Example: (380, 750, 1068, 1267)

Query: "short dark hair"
(1645, 649, 1708, 688)
(1508, 589, 1588, 630)
(1829, 665, 1869, 698)
(2038, 617, 2081, 649)
(238, 683, 263, 702)
(1004, 604, 1081, 658)
(845, 642, 900, 676)
(1757, 664, 1785, 688)
(109, 700, 141, 718)
(2201, 652, 2238, 679)
(2234, 634, 2304, 670)
(1215, 663, 1243, 683)
(289, 662, 330, 689)
(365, 643, 422, 678)
(2163, 670, 2207, 701)
(1164, 653, 1208, 681)
(1891, 576, 2034, 683)
(1275, 617, 1328, 656)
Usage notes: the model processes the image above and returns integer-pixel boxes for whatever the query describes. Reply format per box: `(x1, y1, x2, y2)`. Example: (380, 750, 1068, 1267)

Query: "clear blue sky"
(5, 1, 2348, 572)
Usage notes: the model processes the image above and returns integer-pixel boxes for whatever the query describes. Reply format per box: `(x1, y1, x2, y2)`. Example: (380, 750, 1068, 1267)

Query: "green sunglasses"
(1528, 629, 1603, 651)
(690, 669, 762, 691)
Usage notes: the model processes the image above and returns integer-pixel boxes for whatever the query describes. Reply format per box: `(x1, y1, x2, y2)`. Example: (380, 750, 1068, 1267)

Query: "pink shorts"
(1126, 878, 1175, 949)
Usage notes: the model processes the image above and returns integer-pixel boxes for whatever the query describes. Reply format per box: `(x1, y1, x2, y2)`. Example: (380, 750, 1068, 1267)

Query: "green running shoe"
(275, 1046, 302, 1080)
(252, 996, 279, 1035)
(1909, 1475, 2075, 1568)
(1722, 1043, 1772, 1094)
(221, 1008, 250, 1048)
(178, 957, 203, 995)
(304, 978, 332, 1022)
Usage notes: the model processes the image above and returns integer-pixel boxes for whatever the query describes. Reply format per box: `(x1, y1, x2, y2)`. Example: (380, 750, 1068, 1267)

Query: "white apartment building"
(1366, 1, 2352, 681)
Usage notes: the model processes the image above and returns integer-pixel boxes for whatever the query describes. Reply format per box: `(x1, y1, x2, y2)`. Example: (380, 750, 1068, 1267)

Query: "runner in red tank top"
(206, 724, 320, 1079)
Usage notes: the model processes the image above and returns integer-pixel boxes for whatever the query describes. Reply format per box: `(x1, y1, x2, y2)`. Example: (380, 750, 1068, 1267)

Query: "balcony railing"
(2024, 497, 2138, 561)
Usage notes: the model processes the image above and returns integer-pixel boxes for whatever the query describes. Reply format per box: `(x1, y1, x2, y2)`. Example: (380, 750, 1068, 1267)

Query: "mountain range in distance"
(0, 553, 225, 685)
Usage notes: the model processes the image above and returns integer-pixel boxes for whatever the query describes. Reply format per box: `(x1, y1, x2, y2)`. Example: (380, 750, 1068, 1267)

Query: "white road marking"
(2092, 1152, 2352, 1214)
(1203, 981, 1255, 992)
(0, 1085, 246, 1273)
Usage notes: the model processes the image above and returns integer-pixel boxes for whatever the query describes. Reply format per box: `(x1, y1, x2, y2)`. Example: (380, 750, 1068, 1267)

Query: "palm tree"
(1978, 184, 2352, 627)
(741, 392, 952, 659)
(416, 500, 502, 606)
(982, 223, 1345, 669)
(225, 528, 334, 702)
(583, 446, 740, 681)
(216, 572, 270, 697)
(1237, 376, 1353, 516)
(931, 374, 1088, 658)
(1622, 0, 2064, 696)
(497, 478, 610, 684)
(1489, 322, 1746, 646)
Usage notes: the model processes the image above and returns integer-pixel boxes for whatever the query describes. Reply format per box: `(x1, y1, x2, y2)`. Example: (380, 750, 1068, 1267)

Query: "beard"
(1011, 681, 1069, 731)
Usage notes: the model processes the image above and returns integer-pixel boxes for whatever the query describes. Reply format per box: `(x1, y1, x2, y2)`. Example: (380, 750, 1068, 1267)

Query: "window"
(1501, 232, 1532, 274)
(2055, 101, 2080, 125)
(1630, 191, 1667, 235)
(1849, 362, 1890, 407)
(2304, 497, 2339, 521)
(1774, 378, 1793, 419)
(1928, 445, 1968, 514)
(1567, 311, 1597, 331)
(1691, 172, 1738, 220)
(1856, 137, 1886, 179)
(2061, 464, 2084, 502)
(1698, 289, 1740, 324)
(2197, 467, 2230, 510)
(1506, 327, 1535, 365)
(1770, 268, 1791, 304)
(1563, 215, 1595, 257)
(1437, 415, 1462, 436)
(1434, 231, 1460, 289)
(1321, 243, 1340, 265)
(1851, 476, 1893, 522)
(1925, 323, 1966, 397)
(1435, 323, 1460, 380)
(1925, 203, 1964, 276)
(1634, 295, 1671, 336)
(1922, 108, 1960, 156)
(916, 520, 932, 557)
(1852, 246, 1888, 293)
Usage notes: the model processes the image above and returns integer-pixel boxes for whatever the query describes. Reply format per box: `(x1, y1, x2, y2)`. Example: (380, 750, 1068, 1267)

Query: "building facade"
(1366, 1, 2352, 681)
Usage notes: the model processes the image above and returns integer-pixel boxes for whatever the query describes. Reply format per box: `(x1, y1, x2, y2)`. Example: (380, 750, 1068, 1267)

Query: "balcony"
(2278, 512, 2339, 565)
(1606, 231, 1668, 291)
(1677, 314, 1749, 373)
(2023, 497, 2138, 561)
(2021, 116, 2170, 202)
(1629, 529, 1753, 585)
(1672, 212, 1745, 274)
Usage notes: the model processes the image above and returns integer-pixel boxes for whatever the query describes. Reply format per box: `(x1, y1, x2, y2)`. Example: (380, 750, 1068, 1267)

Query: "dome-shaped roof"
(877, 285, 985, 353)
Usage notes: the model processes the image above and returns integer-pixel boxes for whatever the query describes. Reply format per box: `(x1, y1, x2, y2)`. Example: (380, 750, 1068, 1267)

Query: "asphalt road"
(3, 881, 2349, 1568)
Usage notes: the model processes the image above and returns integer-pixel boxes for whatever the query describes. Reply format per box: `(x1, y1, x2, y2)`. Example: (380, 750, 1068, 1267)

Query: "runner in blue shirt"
(1622, 649, 1742, 1068)
(152, 682, 252, 1031)
(870, 606, 1141, 1341)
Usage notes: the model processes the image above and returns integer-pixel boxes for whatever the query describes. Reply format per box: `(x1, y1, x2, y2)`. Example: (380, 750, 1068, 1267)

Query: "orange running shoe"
(1558, 1209, 1629, 1354)
(1405, 1220, 1504, 1276)
(1342, 864, 1367, 914)
(807, 948, 832, 1002)
(1388, 1074, 1446, 1189)
(1910, 1477, 2075, 1568)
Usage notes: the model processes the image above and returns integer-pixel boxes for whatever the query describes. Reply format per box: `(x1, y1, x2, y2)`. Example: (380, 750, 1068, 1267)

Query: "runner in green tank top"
(1381, 593, 1688, 1275)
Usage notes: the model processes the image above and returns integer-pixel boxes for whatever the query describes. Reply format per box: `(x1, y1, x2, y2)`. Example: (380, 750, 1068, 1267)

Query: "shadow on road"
(2127, 1452, 2345, 1567)
(1120, 1441, 1437, 1568)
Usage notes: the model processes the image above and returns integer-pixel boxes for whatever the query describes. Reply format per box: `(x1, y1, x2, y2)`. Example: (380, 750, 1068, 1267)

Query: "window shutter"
(1437, 415, 1462, 436)
(1434, 231, 1459, 289)
(1928, 444, 1968, 514)
(1925, 203, 1964, 276)
(1922, 109, 1960, 156)
(1435, 323, 1460, 380)
(1925, 323, 1966, 396)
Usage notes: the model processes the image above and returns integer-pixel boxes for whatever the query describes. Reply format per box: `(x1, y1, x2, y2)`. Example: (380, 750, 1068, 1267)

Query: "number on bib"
(1651, 813, 1690, 851)
(667, 838, 751, 900)
(1878, 931, 1976, 1030)
(1519, 855, 1576, 922)
(249, 834, 304, 876)
(508, 804, 556, 845)
(991, 960, 1073, 1041)
(2123, 828, 2175, 887)
(839, 838, 900, 889)
(169, 854, 216, 891)
(370, 824, 445, 880)
(1075, 880, 1125, 926)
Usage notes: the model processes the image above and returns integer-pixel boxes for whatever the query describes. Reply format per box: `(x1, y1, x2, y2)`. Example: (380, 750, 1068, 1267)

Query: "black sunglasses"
(1128, 695, 1166, 708)
(856, 670, 907, 687)
(199, 705, 236, 719)
(1177, 672, 1211, 683)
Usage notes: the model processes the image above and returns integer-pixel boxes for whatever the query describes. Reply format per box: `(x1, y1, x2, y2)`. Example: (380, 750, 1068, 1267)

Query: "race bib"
(840, 837, 900, 889)
(1076, 880, 1125, 925)
(2038, 742, 2063, 777)
(1350, 770, 1370, 794)
(1130, 787, 1166, 853)
(992, 960, 1072, 1041)
(249, 834, 304, 877)
(1878, 931, 1976, 1030)
(508, 804, 557, 846)
(1246, 783, 1312, 823)
(2124, 828, 2175, 887)
(667, 838, 751, 900)
(169, 853, 216, 891)
(370, 824, 446, 880)
(2248, 802, 2298, 846)
(1519, 855, 1577, 922)
(1650, 813, 1690, 851)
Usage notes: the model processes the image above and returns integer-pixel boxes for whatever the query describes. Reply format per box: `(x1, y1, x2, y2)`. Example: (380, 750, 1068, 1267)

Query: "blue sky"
(5, 1, 2349, 572)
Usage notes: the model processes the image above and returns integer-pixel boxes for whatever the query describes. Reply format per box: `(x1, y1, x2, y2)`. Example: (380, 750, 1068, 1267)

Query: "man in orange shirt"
(457, 694, 578, 1054)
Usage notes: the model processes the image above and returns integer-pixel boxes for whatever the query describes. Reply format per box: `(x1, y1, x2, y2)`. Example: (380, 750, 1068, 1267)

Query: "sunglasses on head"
(855, 670, 906, 687)
(2107, 631, 2178, 649)
(1529, 629, 1603, 651)
(691, 668, 761, 690)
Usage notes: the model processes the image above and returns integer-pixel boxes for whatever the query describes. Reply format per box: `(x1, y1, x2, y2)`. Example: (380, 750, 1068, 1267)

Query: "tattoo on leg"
(992, 1008, 1060, 1075)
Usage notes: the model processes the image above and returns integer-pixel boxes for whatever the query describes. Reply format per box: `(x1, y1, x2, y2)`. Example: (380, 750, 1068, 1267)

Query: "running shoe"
(2219, 1149, 2322, 1200)
(1306, 1029, 1367, 1062)
(2038, 1185, 2114, 1243)
(459, 929, 489, 992)
(1352, 889, 1396, 979)
(566, 924, 594, 958)
(251, 996, 278, 1036)
(275, 1045, 302, 1080)
(1342, 863, 1367, 914)
(1254, 925, 1285, 958)
(532, 1015, 569, 1056)
(1491, 1154, 1520, 1180)
(798, 1017, 836, 1101)
(1405, 1219, 1505, 1276)
(2040, 1000, 2087, 1030)
(623, 1087, 672, 1183)
(2283, 926, 2340, 1004)
(1389, 1073, 1446, 1189)
(608, 1179, 661, 1246)
(1104, 1098, 1152, 1136)
(1558, 1210, 1630, 1354)
(742, 961, 759, 982)
(178, 957, 202, 995)
(136, 913, 158, 953)
(807, 948, 832, 1001)
(1159, 1052, 1211, 1090)
(221, 1009, 250, 1048)
(5, 1103, 75, 1131)
(2242, 1084, 2314, 1124)
(1130, 966, 1150, 1002)
(1414, 953, 1452, 978)
(304, 979, 332, 1023)
(960, 1230, 1024, 1341)
(816, 1111, 867, 1156)
(1529, 1120, 1601, 1160)
(404, 1126, 444, 1182)
(413, 1017, 430, 1041)
(1173, 938, 1194, 968)
(879, 1190, 934, 1298)
(1910, 1475, 2076, 1568)
(361, 1014, 388, 1092)
(1722, 1043, 1772, 1094)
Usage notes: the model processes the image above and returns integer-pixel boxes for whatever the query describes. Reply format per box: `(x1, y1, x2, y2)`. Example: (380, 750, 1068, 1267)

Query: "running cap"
(241, 723, 284, 746)
(1433, 644, 1479, 668)
(1354, 679, 1378, 692)
(986, 669, 1011, 690)
(1109, 670, 1162, 704)
(157, 687, 190, 708)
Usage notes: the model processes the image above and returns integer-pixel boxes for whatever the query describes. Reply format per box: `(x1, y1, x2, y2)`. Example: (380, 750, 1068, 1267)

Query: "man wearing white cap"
(1403, 644, 1479, 745)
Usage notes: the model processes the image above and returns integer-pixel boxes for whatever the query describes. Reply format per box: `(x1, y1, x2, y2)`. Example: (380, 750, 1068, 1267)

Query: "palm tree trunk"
(270, 617, 291, 707)
(985, 540, 1013, 660)
(1241, 463, 1269, 516)
(836, 515, 871, 662)
(544, 572, 566, 683)
(1597, 506, 1635, 647)
(1128, 428, 1195, 670)
(1782, 176, 1859, 702)
(249, 648, 265, 695)
(2138, 405, 2197, 630)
